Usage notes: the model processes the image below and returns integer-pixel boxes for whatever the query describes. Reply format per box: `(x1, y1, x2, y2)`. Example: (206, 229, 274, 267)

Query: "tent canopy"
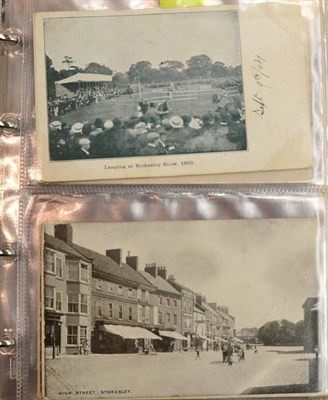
(216, 337, 228, 343)
(159, 330, 187, 341)
(55, 73, 113, 85)
(103, 325, 162, 340)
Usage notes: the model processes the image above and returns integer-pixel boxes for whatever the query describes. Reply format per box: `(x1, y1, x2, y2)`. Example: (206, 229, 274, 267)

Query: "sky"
(45, 218, 319, 330)
(44, 10, 242, 73)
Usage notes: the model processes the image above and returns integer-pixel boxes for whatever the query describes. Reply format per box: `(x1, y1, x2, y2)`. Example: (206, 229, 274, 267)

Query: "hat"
(78, 138, 91, 146)
(189, 118, 202, 130)
(50, 120, 61, 129)
(147, 132, 160, 142)
(170, 116, 183, 128)
(71, 122, 83, 134)
(104, 119, 114, 130)
(135, 122, 147, 130)
(162, 119, 171, 128)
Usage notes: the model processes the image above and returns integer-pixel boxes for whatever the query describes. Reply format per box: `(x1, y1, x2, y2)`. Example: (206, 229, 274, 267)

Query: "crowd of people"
(48, 86, 121, 117)
(49, 98, 246, 161)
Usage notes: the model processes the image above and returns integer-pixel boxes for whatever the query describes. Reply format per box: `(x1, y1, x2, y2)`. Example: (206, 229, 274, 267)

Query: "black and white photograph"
(42, 10, 246, 162)
(42, 219, 322, 399)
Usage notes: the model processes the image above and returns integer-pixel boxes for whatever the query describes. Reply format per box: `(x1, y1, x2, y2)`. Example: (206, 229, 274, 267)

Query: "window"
(67, 261, 79, 281)
(167, 298, 171, 307)
(145, 307, 150, 323)
(141, 290, 145, 302)
(56, 257, 63, 278)
(55, 291, 62, 311)
(142, 306, 145, 321)
(68, 293, 79, 313)
(97, 302, 102, 317)
(128, 307, 133, 321)
(145, 291, 150, 304)
(137, 289, 141, 302)
(45, 286, 55, 308)
(118, 286, 123, 295)
(158, 312, 162, 324)
(80, 326, 87, 345)
(96, 279, 102, 290)
(80, 294, 88, 314)
(167, 313, 170, 323)
(118, 305, 123, 320)
(108, 283, 113, 292)
(137, 305, 142, 323)
(80, 263, 89, 283)
(174, 299, 178, 308)
(159, 296, 162, 305)
(128, 288, 133, 297)
(173, 314, 177, 326)
(108, 303, 113, 318)
(67, 326, 78, 345)
(45, 250, 55, 273)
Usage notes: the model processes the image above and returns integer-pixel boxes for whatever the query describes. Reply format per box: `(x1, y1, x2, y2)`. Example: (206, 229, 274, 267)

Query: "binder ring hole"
(0, 114, 20, 136)
(0, 28, 22, 52)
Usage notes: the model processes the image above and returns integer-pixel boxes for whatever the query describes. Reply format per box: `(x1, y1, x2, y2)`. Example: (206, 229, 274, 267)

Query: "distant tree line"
(258, 319, 304, 346)
(46, 54, 242, 99)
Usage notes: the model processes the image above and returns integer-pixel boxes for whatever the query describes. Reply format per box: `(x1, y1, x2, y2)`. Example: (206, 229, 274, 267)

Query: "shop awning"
(216, 337, 228, 343)
(159, 330, 187, 340)
(103, 325, 162, 340)
(199, 336, 214, 342)
(232, 337, 244, 344)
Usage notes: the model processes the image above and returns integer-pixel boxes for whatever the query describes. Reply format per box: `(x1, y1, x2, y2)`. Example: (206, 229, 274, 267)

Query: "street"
(46, 346, 319, 399)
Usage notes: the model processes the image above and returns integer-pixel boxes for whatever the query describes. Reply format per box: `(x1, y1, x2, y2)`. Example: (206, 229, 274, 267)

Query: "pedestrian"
(195, 347, 201, 360)
(226, 343, 234, 366)
(82, 340, 89, 355)
(221, 344, 227, 363)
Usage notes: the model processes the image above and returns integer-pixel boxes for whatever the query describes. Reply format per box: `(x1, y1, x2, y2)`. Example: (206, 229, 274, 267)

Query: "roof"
(44, 233, 90, 262)
(139, 271, 182, 296)
(168, 279, 194, 294)
(194, 303, 206, 314)
(72, 243, 154, 289)
(55, 73, 112, 85)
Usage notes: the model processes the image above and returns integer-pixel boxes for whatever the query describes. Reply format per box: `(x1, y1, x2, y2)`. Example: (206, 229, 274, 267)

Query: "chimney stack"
(106, 249, 122, 265)
(196, 293, 203, 305)
(157, 266, 167, 280)
(168, 275, 175, 281)
(145, 263, 158, 277)
(208, 302, 217, 311)
(126, 255, 139, 271)
(54, 224, 73, 244)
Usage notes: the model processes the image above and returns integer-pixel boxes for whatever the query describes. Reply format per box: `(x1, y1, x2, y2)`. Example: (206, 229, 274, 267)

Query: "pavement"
(45, 346, 320, 399)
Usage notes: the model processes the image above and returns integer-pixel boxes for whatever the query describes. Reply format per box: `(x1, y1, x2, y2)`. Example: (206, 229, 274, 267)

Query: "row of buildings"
(44, 225, 235, 356)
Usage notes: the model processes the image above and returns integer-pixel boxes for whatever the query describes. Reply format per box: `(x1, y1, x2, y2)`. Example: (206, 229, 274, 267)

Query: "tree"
(128, 61, 153, 83)
(211, 61, 228, 78)
(112, 72, 130, 88)
(295, 320, 304, 345)
(62, 56, 75, 70)
(258, 319, 304, 346)
(186, 54, 212, 78)
(46, 55, 59, 99)
(83, 62, 113, 75)
(258, 320, 280, 345)
(159, 60, 184, 81)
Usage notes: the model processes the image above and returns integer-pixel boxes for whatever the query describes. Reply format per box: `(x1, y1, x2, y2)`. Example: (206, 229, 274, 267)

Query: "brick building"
(167, 275, 195, 346)
(140, 264, 186, 351)
(303, 297, 319, 352)
(44, 226, 92, 356)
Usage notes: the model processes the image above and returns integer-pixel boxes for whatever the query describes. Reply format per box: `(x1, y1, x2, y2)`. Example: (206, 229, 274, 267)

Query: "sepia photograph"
(42, 10, 246, 162)
(42, 219, 322, 399)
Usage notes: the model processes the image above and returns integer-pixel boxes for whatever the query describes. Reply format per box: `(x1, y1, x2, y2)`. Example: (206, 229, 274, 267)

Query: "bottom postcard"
(41, 219, 322, 399)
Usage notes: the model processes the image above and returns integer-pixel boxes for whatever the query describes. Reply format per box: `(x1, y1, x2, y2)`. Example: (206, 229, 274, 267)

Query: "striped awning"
(103, 325, 162, 340)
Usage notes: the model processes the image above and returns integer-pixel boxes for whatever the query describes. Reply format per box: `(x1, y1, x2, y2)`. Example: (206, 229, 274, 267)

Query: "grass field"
(51, 90, 226, 126)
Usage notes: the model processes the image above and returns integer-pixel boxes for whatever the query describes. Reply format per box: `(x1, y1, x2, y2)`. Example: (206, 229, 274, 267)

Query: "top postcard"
(34, 4, 313, 182)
